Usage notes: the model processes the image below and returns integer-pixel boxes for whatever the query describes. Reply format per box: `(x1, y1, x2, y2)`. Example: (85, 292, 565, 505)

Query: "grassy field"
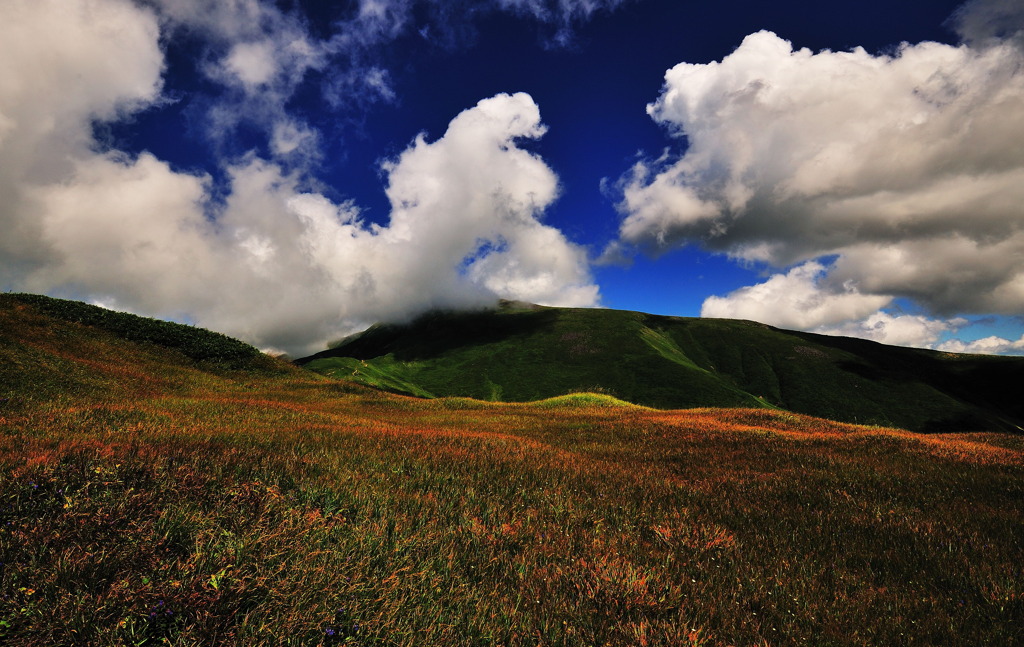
(2, 295, 1023, 645)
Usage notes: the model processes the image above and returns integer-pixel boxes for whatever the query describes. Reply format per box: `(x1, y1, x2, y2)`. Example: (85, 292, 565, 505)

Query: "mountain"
(7, 292, 1021, 434)
(298, 301, 1024, 433)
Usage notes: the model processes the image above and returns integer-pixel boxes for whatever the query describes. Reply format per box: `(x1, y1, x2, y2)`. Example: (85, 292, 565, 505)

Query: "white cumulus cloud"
(0, 0, 164, 278)
(818, 312, 967, 349)
(701, 262, 967, 348)
(614, 5, 1024, 351)
(936, 334, 1024, 355)
(700, 262, 890, 330)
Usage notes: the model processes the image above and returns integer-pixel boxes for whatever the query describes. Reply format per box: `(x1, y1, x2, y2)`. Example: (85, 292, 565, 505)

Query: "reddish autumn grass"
(1, 304, 1022, 645)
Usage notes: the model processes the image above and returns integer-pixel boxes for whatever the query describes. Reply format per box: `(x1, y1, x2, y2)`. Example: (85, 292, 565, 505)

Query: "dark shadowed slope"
(298, 302, 1024, 433)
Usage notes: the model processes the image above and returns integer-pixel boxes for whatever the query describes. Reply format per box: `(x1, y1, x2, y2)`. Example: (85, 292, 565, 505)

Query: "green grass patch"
(530, 392, 648, 409)
(302, 356, 436, 398)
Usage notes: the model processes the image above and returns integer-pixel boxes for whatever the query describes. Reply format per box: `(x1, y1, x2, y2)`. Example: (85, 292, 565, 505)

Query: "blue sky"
(2, 0, 1023, 355)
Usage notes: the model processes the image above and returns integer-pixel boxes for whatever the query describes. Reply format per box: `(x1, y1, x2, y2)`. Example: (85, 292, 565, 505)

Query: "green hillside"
(299, 302, 1024, 433)
(0, 293, 289, 407)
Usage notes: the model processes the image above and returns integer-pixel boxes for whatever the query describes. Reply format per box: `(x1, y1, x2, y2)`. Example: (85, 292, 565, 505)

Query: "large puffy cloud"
(378, 93, 597, 309)
(0, 0, 164, 276)
(0, 0, 597, 355)
(614, 7, 1024, 350)
(619, 29, 1024, 276)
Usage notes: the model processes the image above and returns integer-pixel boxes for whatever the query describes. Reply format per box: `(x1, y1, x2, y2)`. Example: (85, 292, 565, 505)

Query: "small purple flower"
(325, 628, 335, 636)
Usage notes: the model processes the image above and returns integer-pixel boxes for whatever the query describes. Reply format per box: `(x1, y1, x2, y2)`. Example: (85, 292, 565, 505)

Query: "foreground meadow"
(1, 299, 1022, 645)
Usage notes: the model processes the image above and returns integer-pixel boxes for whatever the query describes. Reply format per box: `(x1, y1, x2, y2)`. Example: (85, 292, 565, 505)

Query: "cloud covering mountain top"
(0, 0, 598, 355)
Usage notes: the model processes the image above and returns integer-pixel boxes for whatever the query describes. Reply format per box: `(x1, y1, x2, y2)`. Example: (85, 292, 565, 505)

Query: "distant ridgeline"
(298, 302, 1024, 433)
(4, 293, 1021, 433)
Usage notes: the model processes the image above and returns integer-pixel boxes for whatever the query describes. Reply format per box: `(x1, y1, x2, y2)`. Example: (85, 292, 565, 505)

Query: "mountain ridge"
(299, 302, 1024, 433)
(5, 292, 1021, 434)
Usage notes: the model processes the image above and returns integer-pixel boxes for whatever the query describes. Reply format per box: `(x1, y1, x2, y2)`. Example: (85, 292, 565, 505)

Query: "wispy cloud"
(150, 0, 327, 166)
(494, 0, 632, 45)
(149, 0, 631, 163)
